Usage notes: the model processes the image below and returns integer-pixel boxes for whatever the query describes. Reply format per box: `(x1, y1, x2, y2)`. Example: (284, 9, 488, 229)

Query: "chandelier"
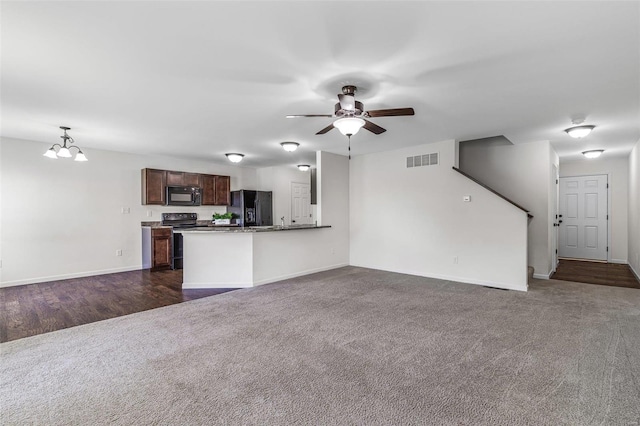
(43, 126, 88, 161)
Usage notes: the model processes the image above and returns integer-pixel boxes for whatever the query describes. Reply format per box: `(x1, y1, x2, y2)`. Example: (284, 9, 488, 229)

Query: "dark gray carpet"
(1, 266, 639, 425)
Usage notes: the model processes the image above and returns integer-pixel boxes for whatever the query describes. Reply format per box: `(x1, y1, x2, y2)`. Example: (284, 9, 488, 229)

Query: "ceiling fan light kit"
(565, 125, 595, 138)
(582, 149, 604, 159)
(280, 142, 299, 152)
(287, 85, 414, 137)
(225, 153, 244, 163)
(43, 126, 88, 161)
(334, 117, 365, 136)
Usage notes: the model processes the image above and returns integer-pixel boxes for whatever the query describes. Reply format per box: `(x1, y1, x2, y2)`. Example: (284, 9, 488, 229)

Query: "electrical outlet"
(453, 256, 458, 264)
(121, 207, 130, 214)
(116, 249, 122, 256)
(147, 210, 153, 217)
(331, 248, 335, 255)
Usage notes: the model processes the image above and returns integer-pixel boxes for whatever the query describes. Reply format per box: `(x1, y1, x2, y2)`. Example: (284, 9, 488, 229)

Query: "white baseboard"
(253, 263, 349, 286)
(0, 265, 143, 288)
(182, 281, 253, 289)
(533, 272, 551, 280)
(610, 258, 628, 264)
(630, 263, 640, 281)
(182, 263, 349, 289)
(349, 263, 528, 292)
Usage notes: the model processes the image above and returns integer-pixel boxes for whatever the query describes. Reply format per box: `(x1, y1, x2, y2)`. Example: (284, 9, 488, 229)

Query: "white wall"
(0, 137, 257, 287)
(316, 151, 350, 266)
(560, 155, 629, 263)
(256, 165, 311, 226)
(629, 140, 640, 278)
(459, 140, 555, 278)
(350, 139, 528, 291)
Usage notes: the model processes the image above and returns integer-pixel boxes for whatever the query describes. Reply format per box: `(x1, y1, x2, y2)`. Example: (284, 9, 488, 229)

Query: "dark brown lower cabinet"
(151, 228, 172, 270)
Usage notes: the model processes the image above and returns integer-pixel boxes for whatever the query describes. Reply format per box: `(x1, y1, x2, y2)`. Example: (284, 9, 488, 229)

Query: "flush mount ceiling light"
(297, 164, 310, 172)
(43, 126, 88, 161)
(582, 149, 604, 159)
(333, 117, 365, 136)
(225, 153, 244, 163)
(565, 125, 595, 138)
(280, 142, 300, 152)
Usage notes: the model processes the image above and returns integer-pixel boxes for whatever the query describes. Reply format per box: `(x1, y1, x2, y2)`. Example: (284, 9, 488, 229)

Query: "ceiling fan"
(286, 85, 415, 136)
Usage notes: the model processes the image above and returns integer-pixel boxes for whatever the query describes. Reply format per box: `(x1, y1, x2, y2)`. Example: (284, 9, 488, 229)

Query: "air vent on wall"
(407, 152, 439, 168)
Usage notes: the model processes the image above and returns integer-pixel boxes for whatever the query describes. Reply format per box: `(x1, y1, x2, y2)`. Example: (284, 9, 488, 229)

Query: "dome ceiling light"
(297, 165, 310, 171)
(582, 149, 604, 159)
(280, 141, 299, 152)
(565, 125, 596, 138)
(225, 153, 244, 163)
(564, 118, 595, 139)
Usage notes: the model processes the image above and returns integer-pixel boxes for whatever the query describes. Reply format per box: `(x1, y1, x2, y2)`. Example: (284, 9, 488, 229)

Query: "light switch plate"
(463, 195, 471, 202)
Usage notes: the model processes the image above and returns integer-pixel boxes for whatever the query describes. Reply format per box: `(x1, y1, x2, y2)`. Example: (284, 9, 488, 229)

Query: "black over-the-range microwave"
(166, 186, 202, 206)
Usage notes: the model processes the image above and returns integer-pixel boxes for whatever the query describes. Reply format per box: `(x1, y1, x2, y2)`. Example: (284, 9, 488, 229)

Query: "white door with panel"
(291, 182, 311, 225)
(558, 175, 608, 261)
(551, 164, 559, 272)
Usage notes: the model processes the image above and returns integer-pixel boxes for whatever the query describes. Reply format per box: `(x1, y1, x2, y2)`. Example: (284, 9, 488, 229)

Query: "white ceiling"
(2, 1, 639, 168)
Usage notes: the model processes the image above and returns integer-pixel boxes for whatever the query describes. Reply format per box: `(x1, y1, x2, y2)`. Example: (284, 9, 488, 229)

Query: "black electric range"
(161, 213, 209, 269)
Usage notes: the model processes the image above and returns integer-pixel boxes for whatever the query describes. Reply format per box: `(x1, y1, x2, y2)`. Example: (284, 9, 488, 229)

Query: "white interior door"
(551, 164, 559, 272)
(558, 175, 608, 261)
(291, 182, 311, 225)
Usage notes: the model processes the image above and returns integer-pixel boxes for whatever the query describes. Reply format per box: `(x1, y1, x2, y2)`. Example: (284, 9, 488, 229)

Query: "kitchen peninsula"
(181, 225, 335, 288)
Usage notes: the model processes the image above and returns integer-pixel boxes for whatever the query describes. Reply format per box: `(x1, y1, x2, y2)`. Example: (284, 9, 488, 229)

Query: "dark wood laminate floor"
(0, 269, 237, 343)
(551, 259, 640, 289)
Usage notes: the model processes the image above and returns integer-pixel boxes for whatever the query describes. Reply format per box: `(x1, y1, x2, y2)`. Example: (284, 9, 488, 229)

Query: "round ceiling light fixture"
(280, 141, 300, 152)
(582, 149, 604, 159)
(333, 117, 365, 136)
(225, 153, 244, 163)
(297, 164, 310, 172)
(565, 125, 595, 138)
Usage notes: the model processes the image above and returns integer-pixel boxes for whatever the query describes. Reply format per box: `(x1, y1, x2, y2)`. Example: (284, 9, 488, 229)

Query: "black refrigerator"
(227, 190, 273, 226)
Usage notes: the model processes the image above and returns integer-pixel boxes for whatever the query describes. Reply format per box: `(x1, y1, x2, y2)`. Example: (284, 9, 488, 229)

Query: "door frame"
(558, 173, 611, 263)
(551, 164, 559, 273)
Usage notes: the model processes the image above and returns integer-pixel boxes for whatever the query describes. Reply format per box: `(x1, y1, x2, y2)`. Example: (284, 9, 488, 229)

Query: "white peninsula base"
(181, 227, 344, 288)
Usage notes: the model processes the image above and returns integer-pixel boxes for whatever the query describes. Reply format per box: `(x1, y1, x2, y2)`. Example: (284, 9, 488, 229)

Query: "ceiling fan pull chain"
(348, 134, 351, 160)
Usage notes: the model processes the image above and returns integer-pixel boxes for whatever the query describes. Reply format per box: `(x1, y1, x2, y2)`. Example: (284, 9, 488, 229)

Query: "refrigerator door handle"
(255, 199, 261, 225)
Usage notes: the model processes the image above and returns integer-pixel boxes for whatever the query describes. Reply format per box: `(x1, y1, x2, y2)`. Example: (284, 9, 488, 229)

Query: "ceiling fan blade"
(338, 94, 355, 111)
(365, 107, 415, 118)
(316, 123, 335, 135)
(363, 119, 386, 135)
(286, 114, 333, 118)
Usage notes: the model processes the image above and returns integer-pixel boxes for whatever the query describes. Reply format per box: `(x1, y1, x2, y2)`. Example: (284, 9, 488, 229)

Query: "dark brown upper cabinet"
(142, 168, 229, 206)
(202, 174, 230, 206)
(166, 171, 202, 187)
(141, 168, 166, 205)
(214, 175, 231, 205)
(201, 174, 216, 205)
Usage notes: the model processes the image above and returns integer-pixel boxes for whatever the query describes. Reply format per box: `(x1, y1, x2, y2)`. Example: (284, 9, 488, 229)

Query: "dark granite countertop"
(179, 225, 331, 234)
